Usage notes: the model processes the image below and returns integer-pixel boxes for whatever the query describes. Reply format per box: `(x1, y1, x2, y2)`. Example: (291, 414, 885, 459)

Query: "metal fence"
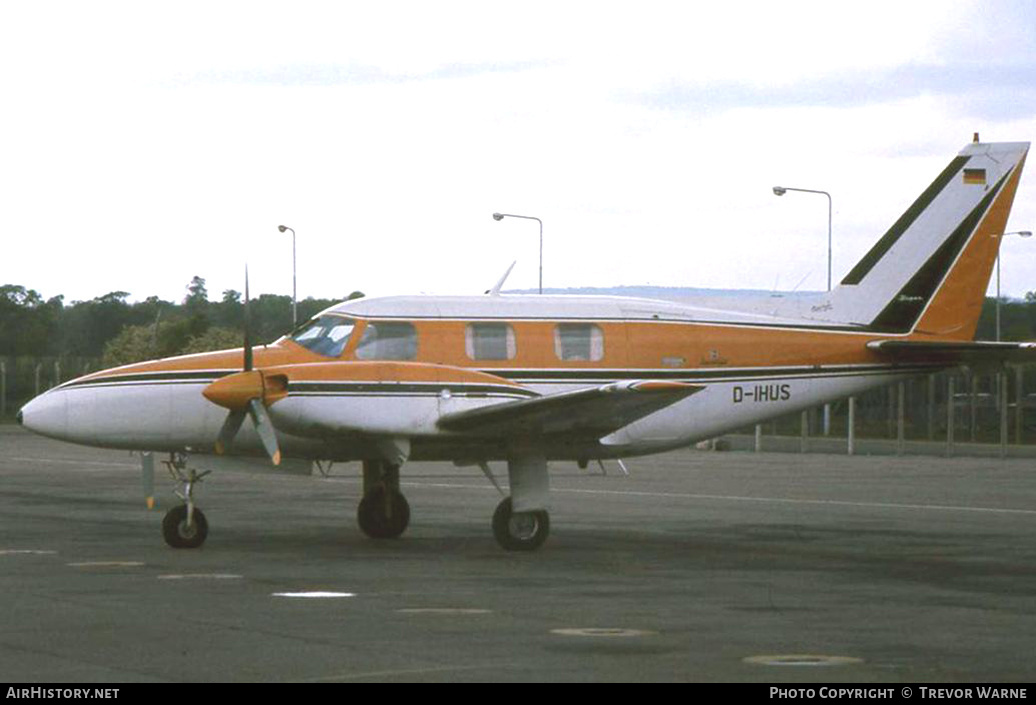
(0, 356, 102, 419)
(747, 365, 1036, 457)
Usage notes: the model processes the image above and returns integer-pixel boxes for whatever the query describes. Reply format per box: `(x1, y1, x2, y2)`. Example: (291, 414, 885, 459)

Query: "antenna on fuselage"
(243, 265, 253, 371)
(486, 260, 517, 296)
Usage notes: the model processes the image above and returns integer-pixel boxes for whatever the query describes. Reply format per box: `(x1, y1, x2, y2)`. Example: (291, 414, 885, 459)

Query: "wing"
(867, 340, 1036, 365)
(437, 380, 704, 438)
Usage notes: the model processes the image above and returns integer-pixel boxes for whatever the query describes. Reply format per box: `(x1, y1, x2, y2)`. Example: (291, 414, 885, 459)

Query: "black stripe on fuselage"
(484, 364, 939, 383)
(57, 370, 233, 390)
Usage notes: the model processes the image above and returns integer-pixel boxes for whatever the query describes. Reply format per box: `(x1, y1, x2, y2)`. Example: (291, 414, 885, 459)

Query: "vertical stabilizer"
(909, 148, 1028, 339)
(807, 140, 1029, 338)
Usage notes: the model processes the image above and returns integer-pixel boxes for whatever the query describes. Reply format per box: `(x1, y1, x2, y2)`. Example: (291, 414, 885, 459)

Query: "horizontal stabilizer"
(867, 339, 1036, 365)
(437, 380, 703, 438)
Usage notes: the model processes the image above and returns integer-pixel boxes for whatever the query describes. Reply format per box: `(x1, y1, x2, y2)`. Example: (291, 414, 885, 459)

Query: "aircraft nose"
(16, 408, 23, 425)
(18, 391, 69, 440)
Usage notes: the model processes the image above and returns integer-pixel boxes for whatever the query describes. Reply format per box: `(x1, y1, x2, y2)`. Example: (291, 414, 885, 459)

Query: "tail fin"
(820, 139, 1029, 339)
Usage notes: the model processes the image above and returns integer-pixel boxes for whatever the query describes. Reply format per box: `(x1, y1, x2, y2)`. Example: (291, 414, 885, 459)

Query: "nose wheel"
(161, 455, 211, 549)
(162, 504, 209, 548)
(492, 497, 550, 551)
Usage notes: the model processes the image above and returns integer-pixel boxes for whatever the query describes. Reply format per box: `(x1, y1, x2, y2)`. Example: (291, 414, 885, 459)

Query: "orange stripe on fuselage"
(72, 319, 897, 387)
(70, 344, 321, 383)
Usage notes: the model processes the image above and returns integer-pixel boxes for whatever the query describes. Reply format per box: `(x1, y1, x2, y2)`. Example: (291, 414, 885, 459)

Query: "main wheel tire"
(492, 497, 549, 551)
(357, 487, 410, 539)
(162, 505, 208, 549)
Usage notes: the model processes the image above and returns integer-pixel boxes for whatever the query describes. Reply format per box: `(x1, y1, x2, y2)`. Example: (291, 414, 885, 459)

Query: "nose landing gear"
(162, 503, 209, 548)
(161, 454, 210, 549)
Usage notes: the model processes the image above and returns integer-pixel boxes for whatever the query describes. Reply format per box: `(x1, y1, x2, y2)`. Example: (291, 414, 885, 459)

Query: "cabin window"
(291, 316, 356, 358)
(465, 323, 516, 361)
(554, 323, 604, 361)
(354, 321, 418, 360)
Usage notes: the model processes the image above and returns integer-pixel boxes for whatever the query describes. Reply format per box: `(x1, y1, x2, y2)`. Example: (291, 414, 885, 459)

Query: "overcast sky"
(2, 0, 1034, 305)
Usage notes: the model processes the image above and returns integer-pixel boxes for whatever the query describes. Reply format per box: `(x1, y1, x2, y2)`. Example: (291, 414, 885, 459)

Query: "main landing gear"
(355, 458, 551, 551)
(161, 454, 210, 549)
(357, 460, 410, 539)
(492, 497, 550, 551)
(480, 456, 551, 551)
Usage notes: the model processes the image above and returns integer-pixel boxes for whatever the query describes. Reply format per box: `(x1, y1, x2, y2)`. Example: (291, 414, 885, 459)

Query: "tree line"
(0, 276, 363, 368)
(3, 277, 1036, 368)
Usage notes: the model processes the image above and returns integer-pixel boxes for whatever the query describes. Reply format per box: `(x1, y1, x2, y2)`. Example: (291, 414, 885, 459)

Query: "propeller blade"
(141, 452, 155, 510)
(215, 408, 247, 455)
(247, 398, 281, 465)
(209, 268, 281, 465)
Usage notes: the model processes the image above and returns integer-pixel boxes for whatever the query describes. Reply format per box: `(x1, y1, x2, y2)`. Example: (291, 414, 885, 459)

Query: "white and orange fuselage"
(18, 294, 939, 462)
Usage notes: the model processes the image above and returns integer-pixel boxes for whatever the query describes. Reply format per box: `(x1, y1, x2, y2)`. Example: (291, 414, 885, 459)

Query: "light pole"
(278, 225, 297, 328)
(995, 230, 1033, 341)
(493, 213, 543, 294)
(774, 185, 833, 436)
(772, 186, 833, 292)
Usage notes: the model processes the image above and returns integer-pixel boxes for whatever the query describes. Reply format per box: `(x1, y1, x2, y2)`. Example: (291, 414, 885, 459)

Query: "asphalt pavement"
(2, 426, 1035, 682)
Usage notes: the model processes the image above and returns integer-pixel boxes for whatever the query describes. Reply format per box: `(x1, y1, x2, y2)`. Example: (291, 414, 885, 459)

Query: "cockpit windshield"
(291, 316, 357, 358)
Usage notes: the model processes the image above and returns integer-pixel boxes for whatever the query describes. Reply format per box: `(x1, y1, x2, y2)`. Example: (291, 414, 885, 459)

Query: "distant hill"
(505, 285, 822, 301)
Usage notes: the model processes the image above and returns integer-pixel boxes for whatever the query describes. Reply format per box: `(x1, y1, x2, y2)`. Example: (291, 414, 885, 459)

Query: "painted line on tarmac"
(9, 457, 138, 469)
(304, 663, 499, 681)
(272, 591, 355, 598)
(157, 573, 243, 580)
(395, 481, 1036, 517)
(68, 561, 145, 568)
(551, 628, 656, 637)
(0, 550, 57, 556)
(744, 654, 864, 667)
(556, 487, 1036, 517)
(397, 608, 492, 615)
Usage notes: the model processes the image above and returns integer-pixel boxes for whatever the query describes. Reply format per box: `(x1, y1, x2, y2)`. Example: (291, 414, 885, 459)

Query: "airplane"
(17, 137, 1035, 552)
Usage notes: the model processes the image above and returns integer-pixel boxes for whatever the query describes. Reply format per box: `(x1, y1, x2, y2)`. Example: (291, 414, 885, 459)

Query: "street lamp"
(493, 212, 543, 294)
(774, 185, 834, 437)
(278, 225, 297, 329)
(995, 230, 1033, 341)
(772, 186, 833, 292)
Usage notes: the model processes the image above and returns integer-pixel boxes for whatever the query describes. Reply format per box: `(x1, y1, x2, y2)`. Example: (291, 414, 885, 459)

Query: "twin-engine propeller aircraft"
(18, 138, 1034, 551)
